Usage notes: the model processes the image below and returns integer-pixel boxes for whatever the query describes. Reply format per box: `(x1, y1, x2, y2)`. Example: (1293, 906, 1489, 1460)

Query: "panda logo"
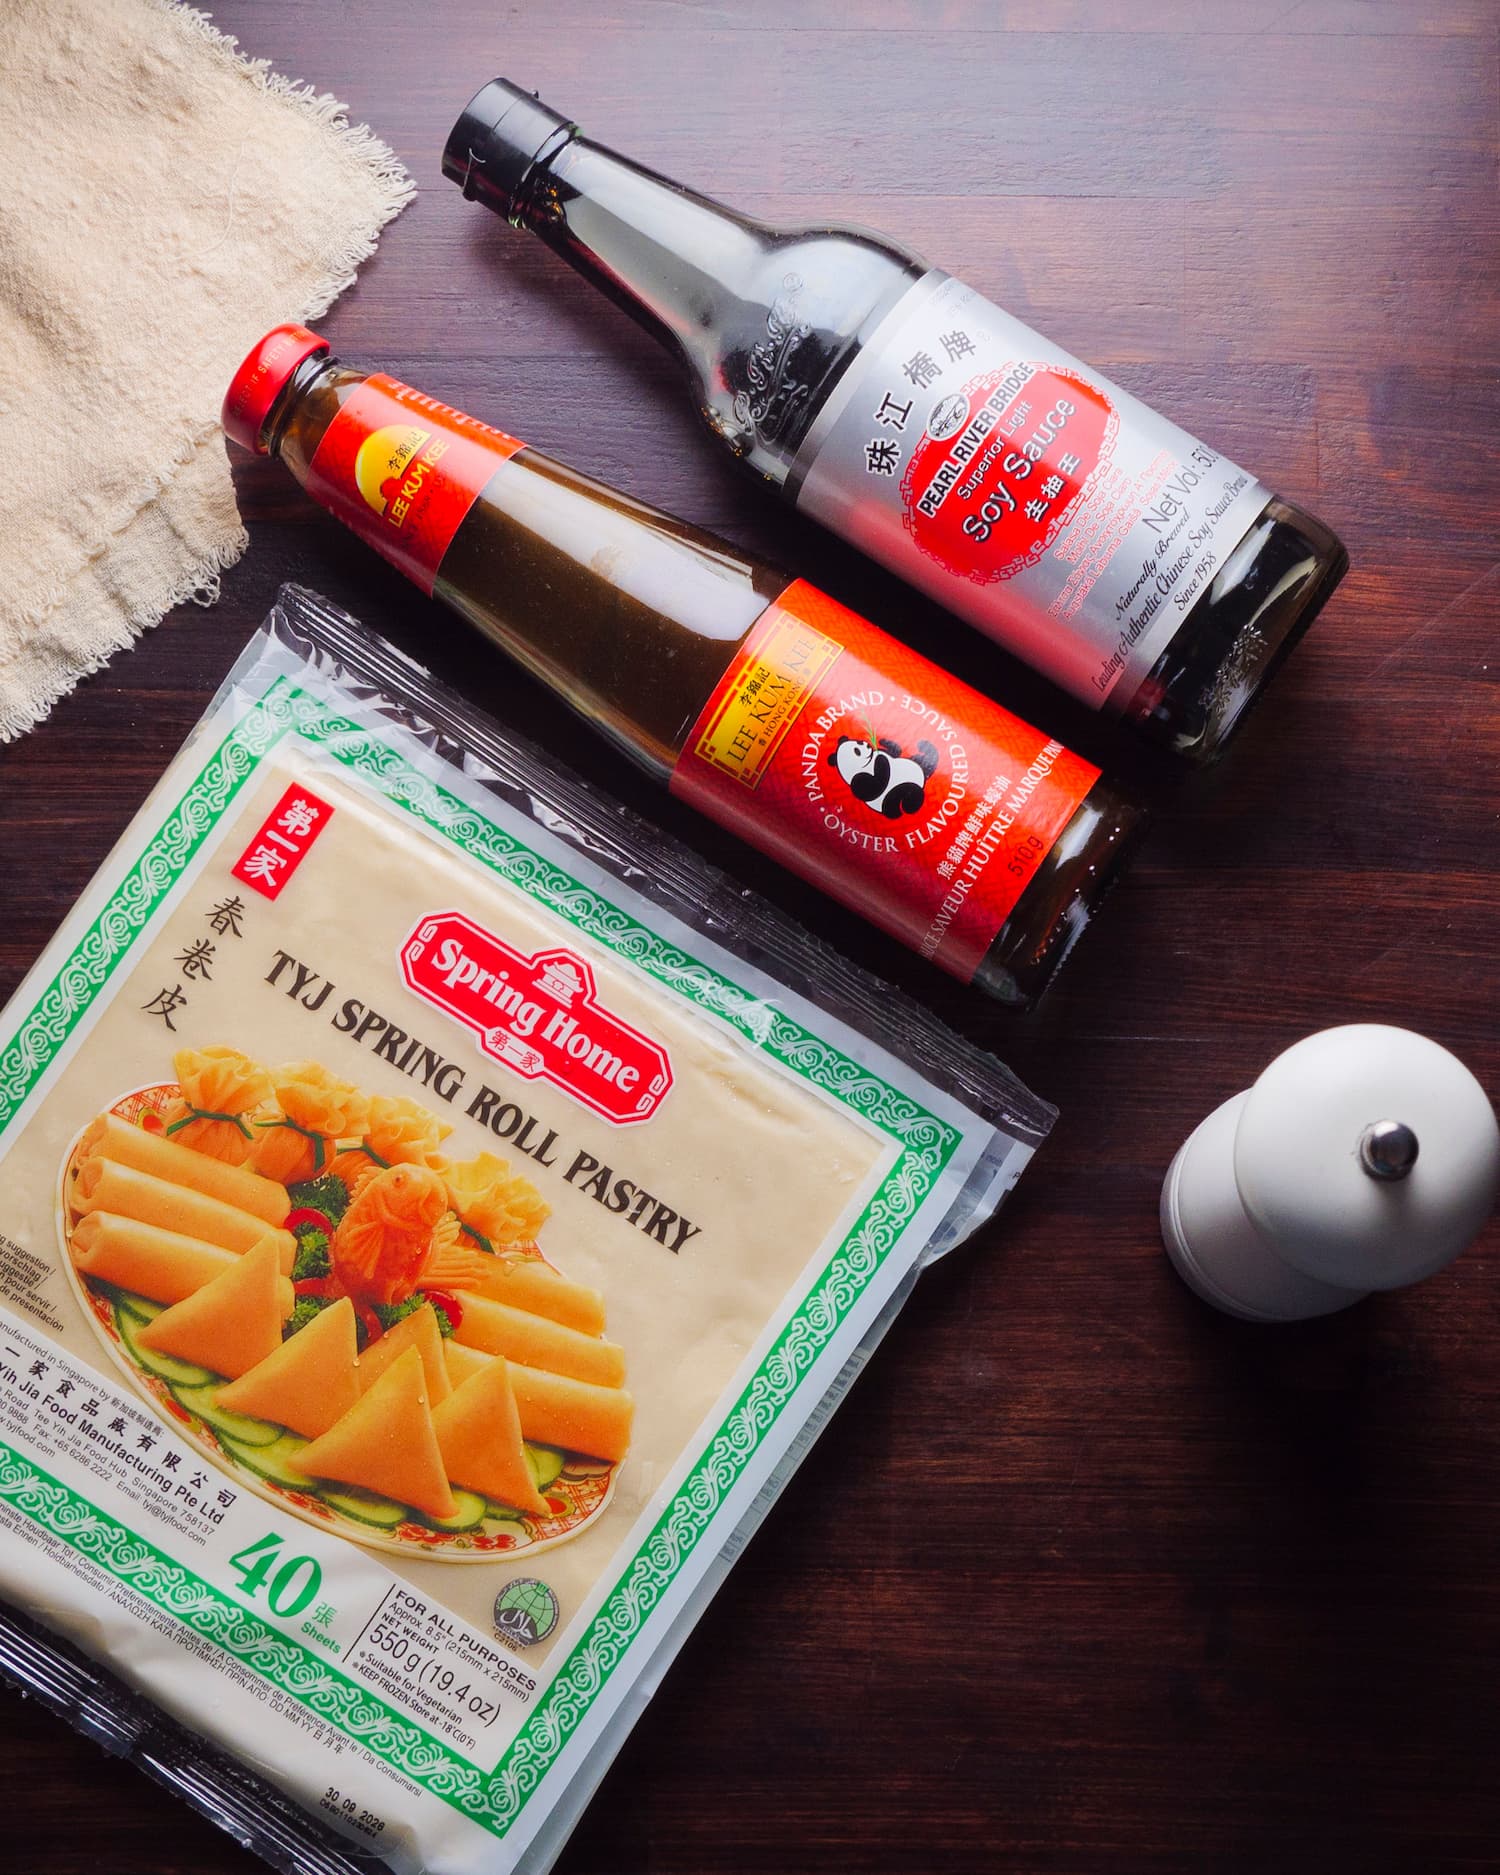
(827, 735, 940, 820)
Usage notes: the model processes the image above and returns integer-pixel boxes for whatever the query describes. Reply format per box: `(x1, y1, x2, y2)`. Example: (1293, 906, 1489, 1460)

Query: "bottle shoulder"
(686, 226, 927, 482)
(526, 135, 928, 483)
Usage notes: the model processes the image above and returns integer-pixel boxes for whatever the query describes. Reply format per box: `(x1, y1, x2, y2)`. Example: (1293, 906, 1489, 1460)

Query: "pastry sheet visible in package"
(0, 586, 1052, 1875)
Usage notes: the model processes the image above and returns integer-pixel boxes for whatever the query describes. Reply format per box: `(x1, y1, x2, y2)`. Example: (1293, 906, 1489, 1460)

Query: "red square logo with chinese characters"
(231, 785, 334, 901)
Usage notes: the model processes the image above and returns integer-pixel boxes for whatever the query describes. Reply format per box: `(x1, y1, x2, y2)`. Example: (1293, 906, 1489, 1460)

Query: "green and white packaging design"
(0, 587, 1051, 1875)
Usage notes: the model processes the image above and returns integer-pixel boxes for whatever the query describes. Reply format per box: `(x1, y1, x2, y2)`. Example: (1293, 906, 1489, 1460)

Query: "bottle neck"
(511, 134, 924, 479)
(515, 137, 770, 359)
(263, 353, 784, 778)
(265, 355, 359, 479)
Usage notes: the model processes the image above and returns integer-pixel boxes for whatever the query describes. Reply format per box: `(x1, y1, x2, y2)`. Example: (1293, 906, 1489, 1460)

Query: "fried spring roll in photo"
(74, 1155, 294, 1261)
(70, 1212, 241, 1304)
(452, 1292, 626, 1389)
(507, 1362, 634, 1464)
(77, 1112, 289, 1224)
(465, 1254, 607, 1336)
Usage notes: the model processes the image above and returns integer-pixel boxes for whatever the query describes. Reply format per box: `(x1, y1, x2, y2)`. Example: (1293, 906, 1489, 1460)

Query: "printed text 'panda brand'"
(671, 580, 1100, 981)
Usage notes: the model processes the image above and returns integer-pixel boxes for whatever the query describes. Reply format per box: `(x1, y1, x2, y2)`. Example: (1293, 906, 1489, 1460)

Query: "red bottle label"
(901, 366, 1118, 584)
(793, 272, 1270, 709)
(670, 579, 1100, 983)
(304, 374, 524, 595)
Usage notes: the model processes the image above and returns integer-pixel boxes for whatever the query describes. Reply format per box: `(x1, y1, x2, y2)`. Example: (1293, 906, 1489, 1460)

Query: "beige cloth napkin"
(0, 0, 414, 739)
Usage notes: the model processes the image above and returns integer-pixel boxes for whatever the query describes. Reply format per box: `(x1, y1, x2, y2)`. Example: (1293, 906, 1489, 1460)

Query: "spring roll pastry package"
(0, 585, 1052, 1874)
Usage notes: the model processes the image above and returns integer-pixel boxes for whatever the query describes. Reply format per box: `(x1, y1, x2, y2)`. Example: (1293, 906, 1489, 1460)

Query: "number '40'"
(228, 1531, 323, 1617)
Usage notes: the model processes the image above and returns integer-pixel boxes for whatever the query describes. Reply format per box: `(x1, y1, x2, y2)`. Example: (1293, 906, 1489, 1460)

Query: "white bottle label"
(791, 271, 1271, 710)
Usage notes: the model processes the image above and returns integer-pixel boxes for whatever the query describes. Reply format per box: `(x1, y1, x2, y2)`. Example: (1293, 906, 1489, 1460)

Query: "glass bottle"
(223, 325, 1147, 1008)
(443, 79, 1348, 765)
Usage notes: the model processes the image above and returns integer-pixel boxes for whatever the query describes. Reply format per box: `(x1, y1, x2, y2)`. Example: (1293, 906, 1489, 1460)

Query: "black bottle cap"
(442, 78, 576, 218)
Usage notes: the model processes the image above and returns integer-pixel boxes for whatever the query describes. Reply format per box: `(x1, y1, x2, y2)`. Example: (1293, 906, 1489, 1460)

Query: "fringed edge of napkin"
(3, 0, 416, 740)
(159, 0, 417, 320)
(0, 446, 249, 743)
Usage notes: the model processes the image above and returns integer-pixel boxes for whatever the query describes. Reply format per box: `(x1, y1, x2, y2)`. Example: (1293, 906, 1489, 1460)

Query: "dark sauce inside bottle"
(260, 350, 1145, 1008)
(447, 80, 1348, 765)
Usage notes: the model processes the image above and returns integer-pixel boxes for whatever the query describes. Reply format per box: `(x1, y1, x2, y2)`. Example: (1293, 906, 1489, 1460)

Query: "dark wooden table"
(4, 3, 1498, 1870)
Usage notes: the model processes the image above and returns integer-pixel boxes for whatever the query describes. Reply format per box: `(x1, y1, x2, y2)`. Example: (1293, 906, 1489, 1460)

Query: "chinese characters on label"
(231, 786, 334, 902)
(140, 894, 252, 1031)
(795, 271, 1270, 708)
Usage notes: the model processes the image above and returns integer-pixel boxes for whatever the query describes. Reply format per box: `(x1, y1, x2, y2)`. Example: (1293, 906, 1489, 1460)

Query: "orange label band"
(304, 374, 524, 595)
(672, 579, 1099, 983)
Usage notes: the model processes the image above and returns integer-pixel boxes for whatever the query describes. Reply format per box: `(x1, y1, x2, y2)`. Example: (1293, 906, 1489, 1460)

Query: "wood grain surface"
(2, 3, 1497, 1870)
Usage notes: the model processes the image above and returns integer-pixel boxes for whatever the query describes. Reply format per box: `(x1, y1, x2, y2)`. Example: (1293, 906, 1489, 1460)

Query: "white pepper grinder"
(1161, 1025, 1500, 1321)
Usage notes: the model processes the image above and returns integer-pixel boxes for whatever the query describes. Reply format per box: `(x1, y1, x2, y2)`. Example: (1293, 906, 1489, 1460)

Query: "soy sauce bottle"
(224, 325, 1146, 1008)
(442, 80, 1348, 764)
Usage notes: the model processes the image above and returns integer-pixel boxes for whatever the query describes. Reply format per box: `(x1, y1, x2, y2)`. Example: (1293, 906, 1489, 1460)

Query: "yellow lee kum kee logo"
(695, 612, 841, 787)
(354, 423, 453, 528)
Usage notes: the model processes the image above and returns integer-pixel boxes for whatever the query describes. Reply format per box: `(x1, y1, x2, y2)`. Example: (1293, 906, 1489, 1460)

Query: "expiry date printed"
(319, 1787, 388, 1839)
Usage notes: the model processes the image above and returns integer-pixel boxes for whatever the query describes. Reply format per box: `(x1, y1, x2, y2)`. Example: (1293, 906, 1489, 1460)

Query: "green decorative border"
(0, 1443, 494, 1814)
(0, 676, 963, 1840)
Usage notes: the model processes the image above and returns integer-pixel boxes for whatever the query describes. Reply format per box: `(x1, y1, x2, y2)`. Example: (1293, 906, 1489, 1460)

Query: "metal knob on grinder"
(1160, 1025, 1500, 1321)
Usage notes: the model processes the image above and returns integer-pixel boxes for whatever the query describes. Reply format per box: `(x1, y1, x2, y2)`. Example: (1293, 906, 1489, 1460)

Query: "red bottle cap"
(222, 324, 329, 454)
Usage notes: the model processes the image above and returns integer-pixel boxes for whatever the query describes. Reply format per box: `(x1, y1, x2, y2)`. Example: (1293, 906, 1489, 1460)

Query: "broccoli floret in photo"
(373, 1294, 456, 1337)
(291, 1235, 331, 1282)
(286, 1171, 351, 1223)
(283, 1296, 327, 1339)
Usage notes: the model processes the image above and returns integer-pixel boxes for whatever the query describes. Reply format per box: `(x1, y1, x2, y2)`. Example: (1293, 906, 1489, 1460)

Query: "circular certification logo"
(494, 1578, 559, 1650)
(926, 391, 970, 441)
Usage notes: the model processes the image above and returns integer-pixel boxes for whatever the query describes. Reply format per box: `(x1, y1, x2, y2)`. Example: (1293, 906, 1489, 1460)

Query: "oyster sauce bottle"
(443, 79, 1348, 765)
(223, 325, 1147, 1009)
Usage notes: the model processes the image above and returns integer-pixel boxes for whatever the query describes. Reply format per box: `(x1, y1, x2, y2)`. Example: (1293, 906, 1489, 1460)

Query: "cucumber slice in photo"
(171, 1381, 281, 1449)
(320, 1488, 408, 1529)
(116, 1306, 215, 1388)
(483, 1500, 530, 1525)
(92, 1283, 158, 1323)
(525, 1443, 566, 1491)
(221, 1429, 313, 1490)
(421, 1488, 487, 1534)
(108, 1290, 161, 1326)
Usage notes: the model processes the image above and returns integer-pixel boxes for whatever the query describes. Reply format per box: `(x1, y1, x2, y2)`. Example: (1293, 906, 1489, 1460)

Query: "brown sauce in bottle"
(445, 79, 1347, 765)
(250, 341, 1145, 1008)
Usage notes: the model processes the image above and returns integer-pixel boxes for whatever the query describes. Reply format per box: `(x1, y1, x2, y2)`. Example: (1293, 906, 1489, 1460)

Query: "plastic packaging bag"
(0, 585, 1053, 1874)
